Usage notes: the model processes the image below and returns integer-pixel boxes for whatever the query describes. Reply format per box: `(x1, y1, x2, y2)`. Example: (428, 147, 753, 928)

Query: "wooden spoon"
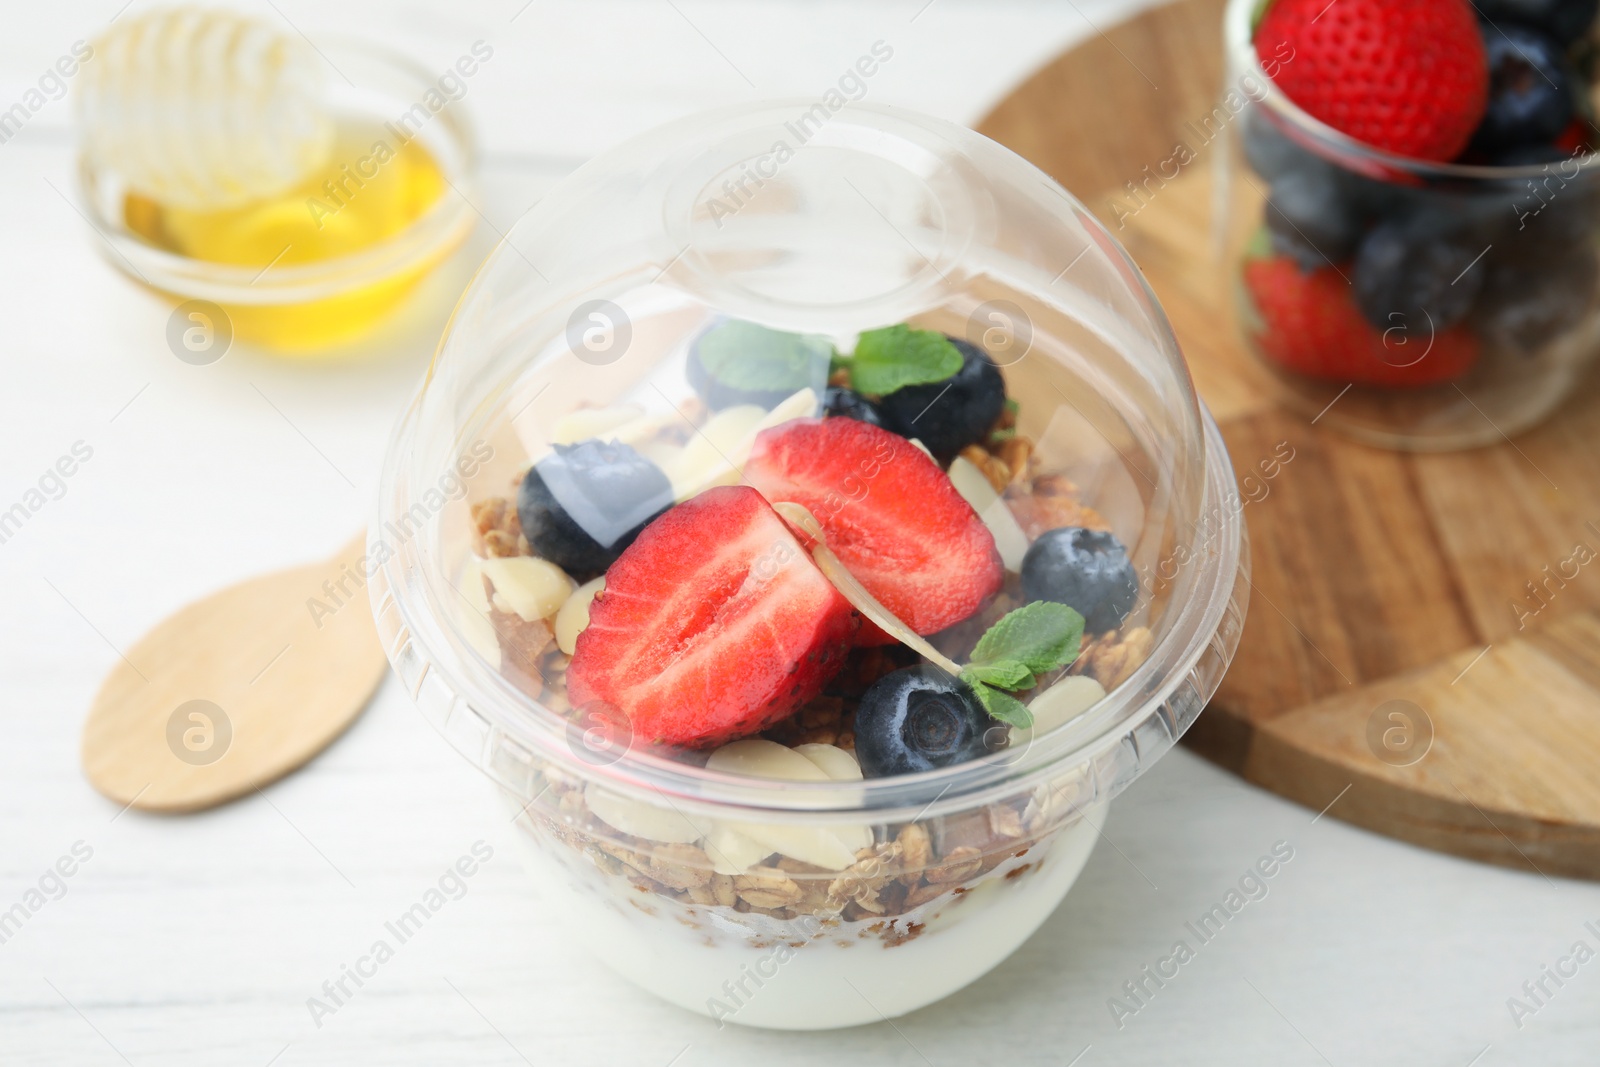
(82, 532, 388, 813)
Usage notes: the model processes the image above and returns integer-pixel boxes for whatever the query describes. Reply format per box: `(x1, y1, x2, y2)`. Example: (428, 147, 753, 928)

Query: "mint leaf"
(847, 324, 962, 396)
(970, 602, 1085, 675)
(694, 320, 833, 395)
(961, 661, 1035, 692)
(968, 681, 1033, 729)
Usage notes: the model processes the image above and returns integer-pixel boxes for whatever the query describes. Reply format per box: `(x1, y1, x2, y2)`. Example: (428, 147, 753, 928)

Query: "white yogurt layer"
(505, 796, 1108, 1030)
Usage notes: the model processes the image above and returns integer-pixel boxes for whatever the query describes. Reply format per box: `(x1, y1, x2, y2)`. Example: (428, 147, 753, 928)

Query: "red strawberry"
(743, 418, 1003, 645)
(1556, 119, 1592, 158)
(1257, 0, 1488, 163)
(567, 485, 856, 748)
(1244, 255, 1479, 387)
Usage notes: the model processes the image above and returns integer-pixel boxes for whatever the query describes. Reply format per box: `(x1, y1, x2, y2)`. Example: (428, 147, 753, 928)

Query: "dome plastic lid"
(374, 100, 1247, 822)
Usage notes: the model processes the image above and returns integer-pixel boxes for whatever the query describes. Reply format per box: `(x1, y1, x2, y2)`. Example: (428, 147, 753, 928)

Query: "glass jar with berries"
(371, 101, 1248, 1028)
(1228, 0, 1600, 449)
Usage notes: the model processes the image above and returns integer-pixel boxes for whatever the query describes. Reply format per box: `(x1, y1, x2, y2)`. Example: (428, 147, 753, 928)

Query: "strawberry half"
(743, 418, 1003, 645)
(567, 485, 856, 748)
(1244, 255, 1479, 387)
(1257, 0, 1488, 163)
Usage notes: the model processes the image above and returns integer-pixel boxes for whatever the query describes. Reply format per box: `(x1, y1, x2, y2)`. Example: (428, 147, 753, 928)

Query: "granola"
(1072, 626, 1155, 690)
(471, 497, 528, 559)
(510, 757, 1073, 949)
(1005, 475, 1113, 539)
(491, 608, 552, 699)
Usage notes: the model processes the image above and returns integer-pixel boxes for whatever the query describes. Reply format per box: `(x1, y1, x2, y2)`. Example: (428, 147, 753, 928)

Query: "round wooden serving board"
(977, 0, 1600, 880)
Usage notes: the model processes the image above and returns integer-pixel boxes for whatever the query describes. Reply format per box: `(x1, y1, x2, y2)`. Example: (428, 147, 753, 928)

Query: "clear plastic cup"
(1225, 0, 1600, 450)
(371, 100, 1248, 1029)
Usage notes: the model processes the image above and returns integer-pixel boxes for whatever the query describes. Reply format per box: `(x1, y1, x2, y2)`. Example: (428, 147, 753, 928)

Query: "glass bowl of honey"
(76, 35, 479, 354)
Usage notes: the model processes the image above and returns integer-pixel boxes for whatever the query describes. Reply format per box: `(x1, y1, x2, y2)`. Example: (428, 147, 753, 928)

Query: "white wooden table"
(3, 2, 1599, 1064)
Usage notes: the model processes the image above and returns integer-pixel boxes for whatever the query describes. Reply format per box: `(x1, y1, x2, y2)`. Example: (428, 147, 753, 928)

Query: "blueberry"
(877, 337, 1006, 464)
(1265, 167, 1368, 270)
(1343, 171, 1414, 222)
(1471, 25, 1577, 155)
(1477, 243, 1599, 352)
(823, 385, 886, 428)
(1021, 527, 1138, 634)
(516, 440, 674, 581)
(854, 665, 1004, 777)
(1241, 113, 1313, 183)
(1352, 210, 1497, 333)
(1242, 117, 1390, 268)
(1476, 0, 1598, 43)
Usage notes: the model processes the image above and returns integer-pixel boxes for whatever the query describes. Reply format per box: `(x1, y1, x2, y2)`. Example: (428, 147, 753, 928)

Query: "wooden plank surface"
(977, 0, 1600, 879)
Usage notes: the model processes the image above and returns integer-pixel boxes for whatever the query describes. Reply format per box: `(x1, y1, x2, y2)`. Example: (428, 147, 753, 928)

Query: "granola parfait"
(371, 102, 1249, 1029)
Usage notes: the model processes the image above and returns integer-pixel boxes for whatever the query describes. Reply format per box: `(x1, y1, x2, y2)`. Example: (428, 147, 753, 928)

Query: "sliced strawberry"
(743, 418, 1003, 646)
(567, 485, 856, 748)
(1244, 255, 1479, 387)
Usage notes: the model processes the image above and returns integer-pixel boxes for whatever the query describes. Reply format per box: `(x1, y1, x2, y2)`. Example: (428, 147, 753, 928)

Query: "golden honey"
(124, 118, 454, 352)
